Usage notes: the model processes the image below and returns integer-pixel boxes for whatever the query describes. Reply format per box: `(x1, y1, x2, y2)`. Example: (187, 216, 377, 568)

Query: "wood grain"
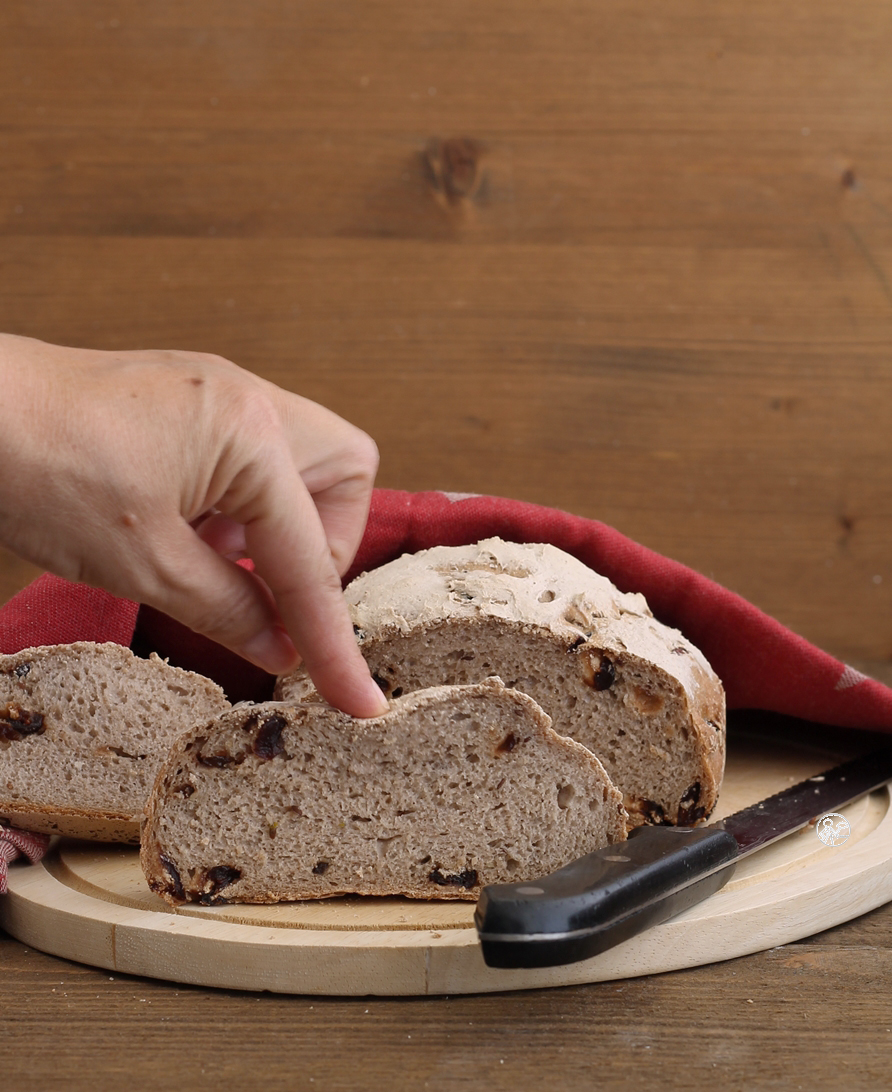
(2, 2, 892, 1084)
(2, 1, 892, 667)
(0, 548, 41, 609)
(3, 914, 892, 1092)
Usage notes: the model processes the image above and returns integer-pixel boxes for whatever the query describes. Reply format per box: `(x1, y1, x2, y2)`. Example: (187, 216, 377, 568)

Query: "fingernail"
(368, 684, 391, 718)
(240, 627, 298, 676)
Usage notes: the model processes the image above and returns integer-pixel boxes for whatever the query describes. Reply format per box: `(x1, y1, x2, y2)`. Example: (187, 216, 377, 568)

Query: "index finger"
(230, 455, 388, 719)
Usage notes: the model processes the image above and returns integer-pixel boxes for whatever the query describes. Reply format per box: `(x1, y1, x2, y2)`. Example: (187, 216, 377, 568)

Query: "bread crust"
(1, 641, 229, 839)
(277, 539, 726, 826)
(0, 806, 138, 843)
(141, 679, 630, 905)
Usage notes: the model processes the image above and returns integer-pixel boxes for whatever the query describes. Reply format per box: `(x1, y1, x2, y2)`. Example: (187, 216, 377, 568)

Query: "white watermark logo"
(816, 812, 851, 846)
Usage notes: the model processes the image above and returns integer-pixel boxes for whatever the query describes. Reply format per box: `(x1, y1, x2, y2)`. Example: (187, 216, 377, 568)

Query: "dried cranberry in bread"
(0, 642, 230, 842)
(141, 678, 628, 905)
(276, 538, 726, 827)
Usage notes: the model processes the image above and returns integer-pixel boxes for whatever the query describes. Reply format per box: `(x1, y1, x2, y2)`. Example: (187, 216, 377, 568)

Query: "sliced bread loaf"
(276, 539, 726, 827)
(0, 642, 230, 842)
(141, 677, 628, 905)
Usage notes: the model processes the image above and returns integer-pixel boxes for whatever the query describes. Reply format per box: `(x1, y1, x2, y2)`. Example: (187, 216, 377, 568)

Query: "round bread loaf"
(141, 678, 628, 904)
(276, 538, 726, 827)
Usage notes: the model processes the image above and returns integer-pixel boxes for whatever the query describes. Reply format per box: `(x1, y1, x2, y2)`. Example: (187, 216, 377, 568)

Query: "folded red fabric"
(343, 491, 892, 730)
(0, 828, 51, 894)
(3, 488, 892, 726)
(2, 487, 892, 881)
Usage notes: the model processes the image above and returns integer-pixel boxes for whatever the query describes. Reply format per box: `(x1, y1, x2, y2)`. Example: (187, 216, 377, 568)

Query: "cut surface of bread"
(0, 642, 230, 842)
(276, 539, 726, 827)
(141, 678, 628, 905)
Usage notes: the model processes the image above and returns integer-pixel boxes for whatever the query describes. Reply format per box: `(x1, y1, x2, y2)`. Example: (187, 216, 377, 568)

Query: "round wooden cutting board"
(3, 732, 892, 996)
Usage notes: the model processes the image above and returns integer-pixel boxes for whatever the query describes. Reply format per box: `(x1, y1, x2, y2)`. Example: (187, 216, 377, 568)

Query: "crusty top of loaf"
(347, 538, 721, 704)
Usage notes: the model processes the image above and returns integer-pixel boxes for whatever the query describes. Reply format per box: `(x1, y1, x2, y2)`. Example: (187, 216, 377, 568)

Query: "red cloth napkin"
(0, 828, 51, 895)
(3, 488, 892, 881)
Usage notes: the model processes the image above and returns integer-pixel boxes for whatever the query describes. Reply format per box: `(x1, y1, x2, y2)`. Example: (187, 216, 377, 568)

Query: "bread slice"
(141, 678, 628, 905)
(0, 642, 230, 842)
(276, 539, 726, 828)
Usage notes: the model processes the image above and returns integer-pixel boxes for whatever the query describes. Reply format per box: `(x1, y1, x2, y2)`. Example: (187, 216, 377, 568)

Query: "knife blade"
(475, 746, 892, 969)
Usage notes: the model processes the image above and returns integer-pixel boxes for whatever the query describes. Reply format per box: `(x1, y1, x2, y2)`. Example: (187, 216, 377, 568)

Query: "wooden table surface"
(2, 3, 892, 1088)
(2, 900, 892, 1092)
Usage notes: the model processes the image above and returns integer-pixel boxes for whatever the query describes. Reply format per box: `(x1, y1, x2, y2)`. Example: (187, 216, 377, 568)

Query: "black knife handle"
(475, 824, 740, 969)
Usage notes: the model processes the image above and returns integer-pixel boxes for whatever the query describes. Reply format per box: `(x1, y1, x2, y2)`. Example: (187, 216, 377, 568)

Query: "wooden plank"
(2, 2, 892, 666)
(2, 234, 890, 659)
(3, 923, 892, 1092)
(3, 127, 891, 249)
(2, 2, 891, 135)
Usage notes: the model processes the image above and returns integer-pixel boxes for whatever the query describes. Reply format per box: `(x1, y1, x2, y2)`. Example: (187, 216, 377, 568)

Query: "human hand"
(0, 333, 388, 717)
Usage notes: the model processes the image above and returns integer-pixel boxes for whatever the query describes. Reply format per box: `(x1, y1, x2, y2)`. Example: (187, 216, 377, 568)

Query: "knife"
(475, 746, 892, 969)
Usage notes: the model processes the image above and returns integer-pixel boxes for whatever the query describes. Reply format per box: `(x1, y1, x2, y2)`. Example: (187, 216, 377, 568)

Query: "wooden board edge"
(4, 789, 890, 996)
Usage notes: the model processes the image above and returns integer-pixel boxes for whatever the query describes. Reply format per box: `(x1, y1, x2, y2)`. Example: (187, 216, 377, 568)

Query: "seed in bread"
(276, 539, 726, 827)
(0, 642, 230, 842)
(141, 678, 629, 905)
